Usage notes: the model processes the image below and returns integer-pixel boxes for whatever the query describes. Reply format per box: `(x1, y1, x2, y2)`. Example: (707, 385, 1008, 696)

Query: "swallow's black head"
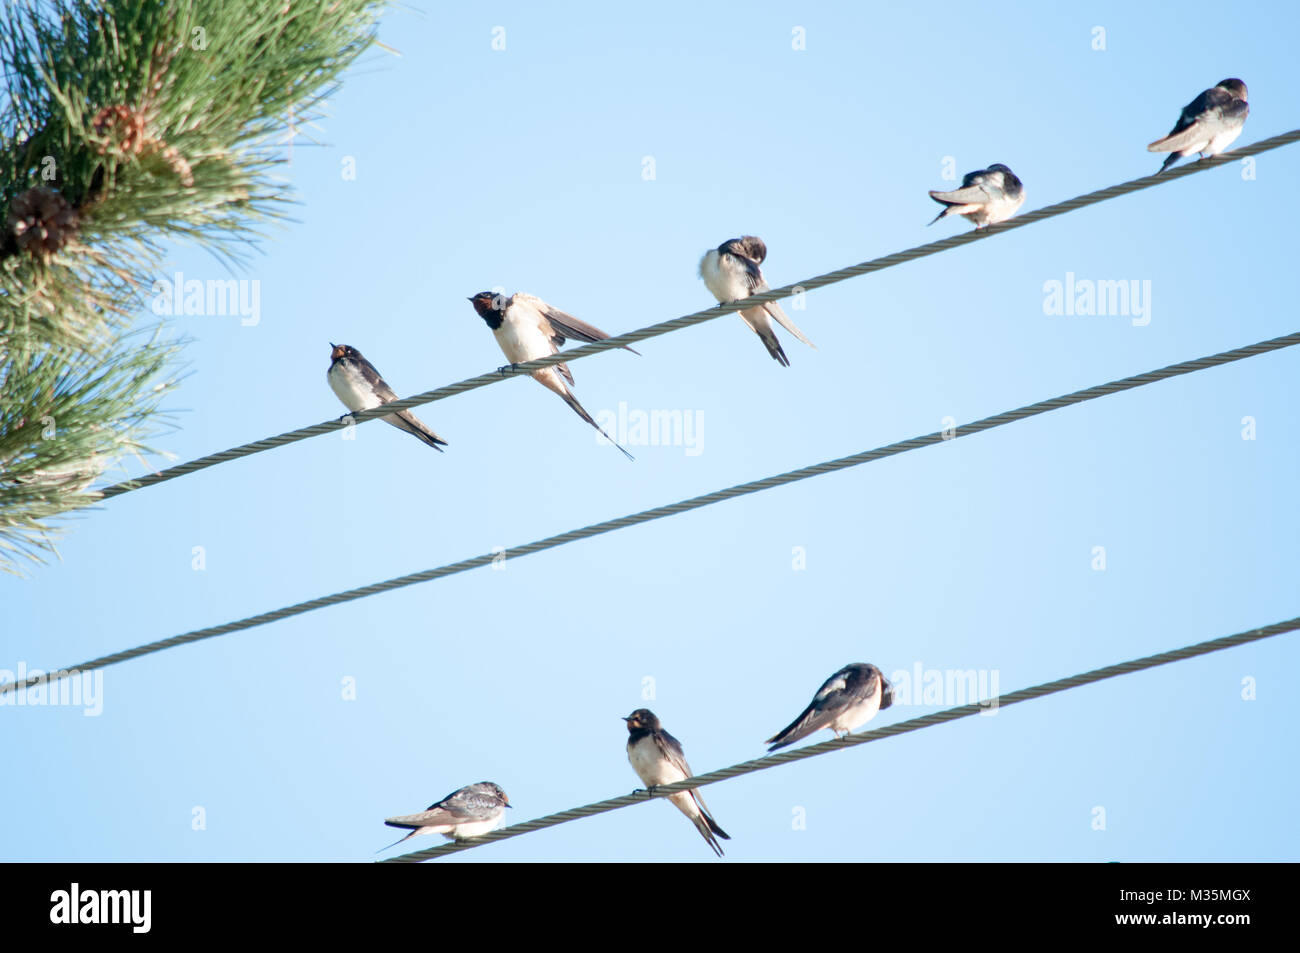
(474, 781, 511, 806)
(330, 343, 358, 363)
(623, 708, 660, 733)
(1217, 78, 1248, 101)
(987, 164, 1023, 194)
(468, 291, 507, 329)
(719, 235, 767, 264)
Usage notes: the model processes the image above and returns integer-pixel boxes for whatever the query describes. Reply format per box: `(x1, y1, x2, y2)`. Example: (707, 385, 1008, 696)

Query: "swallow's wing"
(766, 666, 879, 749)
(442, 787, 503, 821)
(354, 356, 400, 403)
(384, 805, 457, 830)
(929, 171, 999, 206)
(1149, 88, 1248, 151)
(512, 292, 640, 356)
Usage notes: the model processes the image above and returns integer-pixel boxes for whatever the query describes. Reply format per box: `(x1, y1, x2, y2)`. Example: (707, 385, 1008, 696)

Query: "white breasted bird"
(928, 164, 1025, 229)
(624, 708, 730, 857)
(380, 781, 511, 850)
(1148, 78, 1249, 173)
(327, 343, 447, 451)
(468, 291, 635, 460)
(699, 235, 814, 367)
(765, 662, 894, 752)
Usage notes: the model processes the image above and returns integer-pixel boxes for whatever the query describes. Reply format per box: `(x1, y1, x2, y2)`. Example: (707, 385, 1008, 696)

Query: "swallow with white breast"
(327, 343, 447, 450)
(467, 291, 635, 461)
(380, 781, 511, 850)
(699, 235, 815, 367)
(624, 708, 730, 857)
(765, 662, 894, 752)
(928, 164, 1025, 229)
(1148, 78, 1249, 173)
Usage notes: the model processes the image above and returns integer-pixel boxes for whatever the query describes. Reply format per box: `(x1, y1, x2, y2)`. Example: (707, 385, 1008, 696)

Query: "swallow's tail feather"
(385, 410, 448, 451)
(375, 828, 418, 853)
(765, 705, 821, 751)
(1156, 151, 1182, 174)
(927, 205, 950, 226)
(691, 813, 727, 857)
(741, 309, 791, 366)
(763, 300, 816, 350)
(559, 389, 634, 461)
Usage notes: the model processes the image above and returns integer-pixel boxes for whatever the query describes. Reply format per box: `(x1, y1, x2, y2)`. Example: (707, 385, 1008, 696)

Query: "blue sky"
(4, 0, 1298, 862)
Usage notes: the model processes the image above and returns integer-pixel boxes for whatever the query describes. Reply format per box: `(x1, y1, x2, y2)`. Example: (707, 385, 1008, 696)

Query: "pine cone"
(93, 105, 149, 155)
(7, 186, 80, 257)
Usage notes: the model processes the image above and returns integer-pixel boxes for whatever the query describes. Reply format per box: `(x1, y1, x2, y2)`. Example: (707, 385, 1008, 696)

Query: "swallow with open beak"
(765, 663, 894, 752)
(928, 164, 1025, 229)
(327, 343, 447, 450)
(467, 292, 635, 461)
(1148, 79, 1249, 173)
(624, 708, 730, 857)
(699, 235, 815, 367)
(379, 781, 511, 850)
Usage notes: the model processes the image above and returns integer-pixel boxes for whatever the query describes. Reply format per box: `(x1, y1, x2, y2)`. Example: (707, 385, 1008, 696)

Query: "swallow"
(327, 344, 447, 450)
(623, 708, 730, 857)
(928, 164, 1025, 228)
(1148, 79, 1249, 173)
(699, 236, 814, 367)
(379, 781, 511, 850)
(765, 663, 894, 752)
(467, 292, 635, 461)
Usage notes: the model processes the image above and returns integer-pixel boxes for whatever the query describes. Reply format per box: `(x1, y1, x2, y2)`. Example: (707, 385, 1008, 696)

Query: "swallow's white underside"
(327, 360, 382, 412)
(408, 816, 502, 841)
(493, 301, 570, 397)
(829, 689, 884, 734)
(627, 736, 705, 822)
(954, 192, 1025, 227)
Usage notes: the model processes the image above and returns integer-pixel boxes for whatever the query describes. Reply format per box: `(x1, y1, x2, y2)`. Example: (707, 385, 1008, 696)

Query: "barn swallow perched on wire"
(928, 164, 1025, 229)
(327, 344, 448, 450)
(765, 663, 894, 752)
(467, 291, 635, 461)
(379, 781, 511, 851)
(1148, 79, 1249, 173)
(624, 708, 730, 857)
(699, 236, 815, 367)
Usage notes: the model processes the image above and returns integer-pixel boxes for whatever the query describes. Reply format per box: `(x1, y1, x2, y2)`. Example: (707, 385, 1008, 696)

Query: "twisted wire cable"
(95, 129, 1300, 499)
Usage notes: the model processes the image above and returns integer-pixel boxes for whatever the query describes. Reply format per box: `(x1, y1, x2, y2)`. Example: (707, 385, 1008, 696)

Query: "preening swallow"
(624, 708, 730, 857)
(928, 164, 1025, 228)
(380, 781, 511, 850)
(765, 663, 894, 752)
(699, 235, 815, 367)
(1148, 79, 1249, 173)
(467, 291, 635, 461)
(327, 344, 447, 450)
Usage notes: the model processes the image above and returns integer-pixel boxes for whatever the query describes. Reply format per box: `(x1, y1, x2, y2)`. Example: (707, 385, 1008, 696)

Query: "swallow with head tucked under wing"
(379, 781, 511, 850)
(928, 164, 1025, 229)
(1148, 79, 1249, 173)
(699, 235, 815, 367)
(624, 708, 730, 857)
(467, 291, 635, 461)
(765, 662, 894, 752)
(327, 343, 447, 450)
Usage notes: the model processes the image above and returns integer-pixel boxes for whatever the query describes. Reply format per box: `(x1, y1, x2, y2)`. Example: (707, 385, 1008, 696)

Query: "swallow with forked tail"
(468, 292, 635, 461)
(327, 344, 447, 450)
(379, 781, 511, 851)
(928, 164, 1025, 229)
(699, 236, 815, 367)
(766, 663, 893, 752)
(624, 708, 730, 857)
(1148, 79, 1249, 173)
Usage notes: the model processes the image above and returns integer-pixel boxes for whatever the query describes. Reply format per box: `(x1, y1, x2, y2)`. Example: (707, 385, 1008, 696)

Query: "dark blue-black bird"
(766, 663, 894, 752)
(1148, 79, 1249, 173)
(624, 709, 730, 857)
(380, 781, 511, 850)
(928, 164, 1025, 228)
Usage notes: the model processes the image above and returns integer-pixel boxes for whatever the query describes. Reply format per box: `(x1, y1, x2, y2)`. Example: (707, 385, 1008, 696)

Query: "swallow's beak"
(505, 803, 514, 809)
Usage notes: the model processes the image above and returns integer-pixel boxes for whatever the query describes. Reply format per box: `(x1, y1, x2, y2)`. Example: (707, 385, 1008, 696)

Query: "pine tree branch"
(0, 0, 391, 573)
